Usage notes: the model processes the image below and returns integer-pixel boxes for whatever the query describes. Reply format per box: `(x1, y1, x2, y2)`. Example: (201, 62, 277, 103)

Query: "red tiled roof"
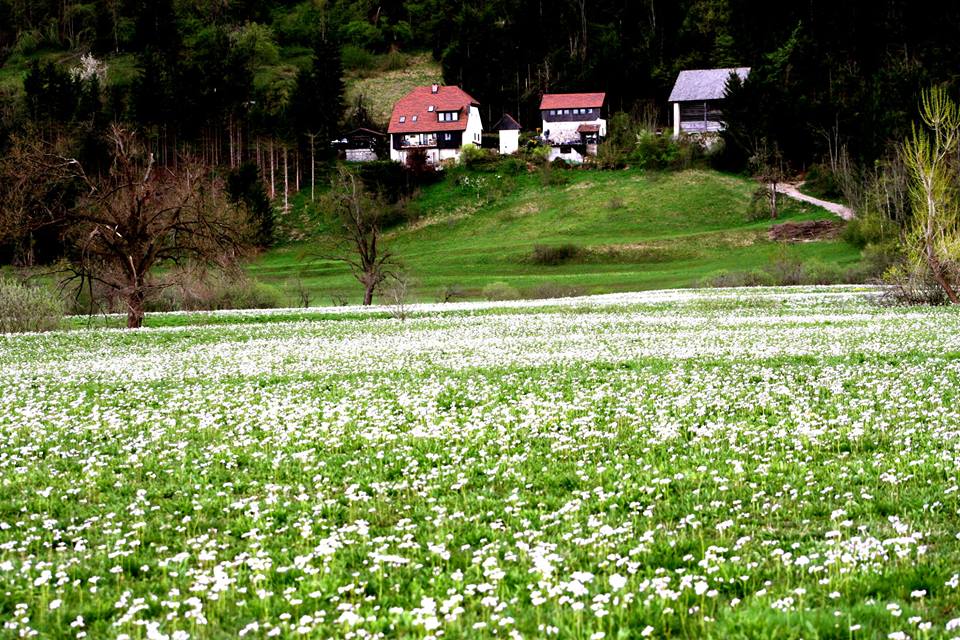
(540, 92, 606, 110)
(388, 85, 479, 134)
(577, 124, 601, 133)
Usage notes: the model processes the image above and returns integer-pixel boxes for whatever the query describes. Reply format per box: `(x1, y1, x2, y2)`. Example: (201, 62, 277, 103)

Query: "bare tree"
(379, 271, 416, 320)
(2, 125, 251, 328)
(750, 139, 786, 220)
(323, 168, 396, 306)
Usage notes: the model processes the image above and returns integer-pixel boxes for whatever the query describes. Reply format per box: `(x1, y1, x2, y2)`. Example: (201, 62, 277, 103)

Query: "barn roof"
(668, 68, 750, 102)
(493, 114, 522, 131)
(540, 93, 606, 110)
(346, 127, 385, 138)
(388, 85, 479, 134)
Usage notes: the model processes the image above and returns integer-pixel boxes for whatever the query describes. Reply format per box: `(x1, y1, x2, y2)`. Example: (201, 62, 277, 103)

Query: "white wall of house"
(541, 117, 607, 144)
(548, 146, 585, 164)
(499, 130, 519, 155)
(347, 149, 378, 162)
(673, 102, 681, 138)
(390, 145, 468, 165)
(465, 106, 483, 147)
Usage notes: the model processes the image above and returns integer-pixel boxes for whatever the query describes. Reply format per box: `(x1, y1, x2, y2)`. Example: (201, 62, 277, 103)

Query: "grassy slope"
(343, 52, 443, 124)
(250, 168, 862, 304)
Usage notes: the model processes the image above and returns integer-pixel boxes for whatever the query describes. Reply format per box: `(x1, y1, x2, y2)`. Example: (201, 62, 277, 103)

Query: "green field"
(252, 168, 862, 305)
(2, 287, 960, 638)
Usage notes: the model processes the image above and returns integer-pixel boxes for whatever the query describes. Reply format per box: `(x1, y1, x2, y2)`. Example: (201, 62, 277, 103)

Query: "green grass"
(253, 168, 863, 305)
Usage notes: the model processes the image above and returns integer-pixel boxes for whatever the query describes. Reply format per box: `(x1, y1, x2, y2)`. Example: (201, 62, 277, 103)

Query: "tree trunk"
(283, 146, 290, 213)
(269, 139, 276, 200)
(363, 281, 375, 306)
(926, 240, 960, 304)
(127, 287, 146, 329)
(310, 135, 316, 201)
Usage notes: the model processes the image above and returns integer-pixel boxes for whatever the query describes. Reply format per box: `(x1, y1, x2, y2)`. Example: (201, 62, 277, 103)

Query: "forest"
(2, 1, 959, 164)
(2, 0, 960, 311)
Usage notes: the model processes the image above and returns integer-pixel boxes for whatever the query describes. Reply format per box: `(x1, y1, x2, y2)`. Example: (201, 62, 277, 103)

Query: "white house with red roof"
(539, 92, 607, 162)
(388, 84, 483, 165)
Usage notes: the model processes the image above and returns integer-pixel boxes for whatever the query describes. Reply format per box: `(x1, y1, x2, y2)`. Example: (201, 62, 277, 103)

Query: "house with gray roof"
(668, 67, 750, 137)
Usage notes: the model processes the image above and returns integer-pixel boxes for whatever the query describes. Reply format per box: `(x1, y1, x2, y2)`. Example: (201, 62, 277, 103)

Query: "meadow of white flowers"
(1, 286, 959, 639)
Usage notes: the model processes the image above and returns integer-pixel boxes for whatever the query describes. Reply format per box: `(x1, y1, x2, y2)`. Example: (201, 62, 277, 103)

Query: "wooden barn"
(668, 67, 750, 137)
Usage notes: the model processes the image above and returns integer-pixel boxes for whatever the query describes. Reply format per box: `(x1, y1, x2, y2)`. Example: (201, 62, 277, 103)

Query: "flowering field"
(2, 287, 960, 639)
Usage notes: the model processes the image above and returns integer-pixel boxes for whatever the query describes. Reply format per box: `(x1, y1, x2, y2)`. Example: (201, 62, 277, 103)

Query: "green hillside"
(249, 168, 862, 304)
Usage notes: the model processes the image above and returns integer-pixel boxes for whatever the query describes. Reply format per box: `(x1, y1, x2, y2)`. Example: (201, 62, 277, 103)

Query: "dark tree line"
(2, 0, 960, 219)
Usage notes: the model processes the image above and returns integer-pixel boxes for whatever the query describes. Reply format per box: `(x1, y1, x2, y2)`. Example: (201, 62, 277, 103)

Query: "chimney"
(431, 84, 440, 94)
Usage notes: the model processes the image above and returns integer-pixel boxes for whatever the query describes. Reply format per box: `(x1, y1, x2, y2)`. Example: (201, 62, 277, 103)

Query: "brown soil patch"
(769, 219, 845, 242)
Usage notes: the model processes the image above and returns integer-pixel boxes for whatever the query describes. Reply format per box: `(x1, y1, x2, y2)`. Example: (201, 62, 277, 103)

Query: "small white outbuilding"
(494, 114, 522, 155)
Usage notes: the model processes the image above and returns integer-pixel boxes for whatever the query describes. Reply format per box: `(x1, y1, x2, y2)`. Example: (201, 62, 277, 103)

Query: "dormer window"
(438, 111, 460, 122)
(399, 116, 406, 123)
(431, 84, 440, 94)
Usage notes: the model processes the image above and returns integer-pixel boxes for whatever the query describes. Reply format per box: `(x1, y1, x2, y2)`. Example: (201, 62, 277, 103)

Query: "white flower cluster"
(0, 287, 958, 637)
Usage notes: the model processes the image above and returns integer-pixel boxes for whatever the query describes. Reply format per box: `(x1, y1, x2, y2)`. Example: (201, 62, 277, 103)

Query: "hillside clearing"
(344, 52, 443, 125)
(253, 169, 862, 305)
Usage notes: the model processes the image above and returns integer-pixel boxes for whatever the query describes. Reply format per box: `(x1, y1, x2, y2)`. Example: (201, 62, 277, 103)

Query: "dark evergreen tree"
(227, 162, 274, 247)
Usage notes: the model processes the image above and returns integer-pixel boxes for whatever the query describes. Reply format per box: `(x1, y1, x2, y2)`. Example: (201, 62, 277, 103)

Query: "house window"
(443, 133, 452, 141)
(550, 110, 557, 116)
(399, 116, 406, 123)
(412, 115, 418, 122)
(428, 105, 435, 112)
(439, 111, 460, 122)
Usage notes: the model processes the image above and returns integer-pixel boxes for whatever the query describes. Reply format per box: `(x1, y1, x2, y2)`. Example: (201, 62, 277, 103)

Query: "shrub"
(378, 50, 408, 72)
(482, 281, 521, 301)
(707, 270, 775, 288)
(459, 144, 500, 170)
(766, 254, 810, 286)
(531, 244, 582, 266)
(359, 160, 409, 203)
(803, 260, 846, 285)
(341, 44, 376, 71)
(436, 284, 466, 303)
(539, 162, 570, 187)
(746, 186, 774, 221)
(531, 282, 586, 299)
(632, 130, 671, 169)
(803, 164, 843, 200)
(708, 255, 875, 289)
(341, 21, 384, 51)
(0, 277, 63, 333)
(13, 30, 42, 55)
(880, 264, 950, 306)
(150, 270, 283, 312)
(498, 156, 527, 176)
(405, 148, 436, 179)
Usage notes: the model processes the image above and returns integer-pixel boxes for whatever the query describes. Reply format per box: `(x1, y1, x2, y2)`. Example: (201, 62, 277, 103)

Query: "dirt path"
(776, 182, 855, 221)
